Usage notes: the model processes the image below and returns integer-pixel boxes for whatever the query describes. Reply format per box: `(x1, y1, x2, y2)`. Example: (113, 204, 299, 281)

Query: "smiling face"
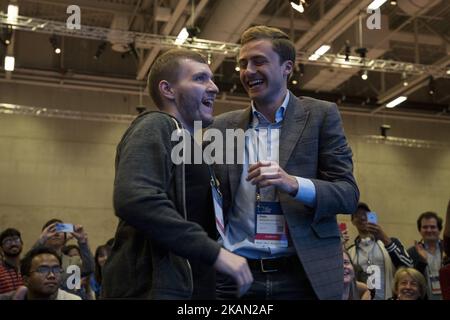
(343, 251, 355, 285)
(238, 39, 292, 109)
(419, 217, 440, 243)
(171, 58, 218, 131)
(1, 235, 23, 258)
(396, 274, 421, 300)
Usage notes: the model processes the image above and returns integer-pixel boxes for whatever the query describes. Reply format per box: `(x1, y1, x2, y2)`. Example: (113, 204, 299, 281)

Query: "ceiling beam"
(199, 0, 269, 72)
(136, 0, 190, 80)
(374, 55, 450, 111)
(20, 0, 138, 14)
(295, 0, 373, 52)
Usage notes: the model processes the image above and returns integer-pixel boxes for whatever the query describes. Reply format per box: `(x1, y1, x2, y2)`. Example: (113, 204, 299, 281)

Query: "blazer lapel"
(279, 93, 310, 169)
(227, 107, 251, 204)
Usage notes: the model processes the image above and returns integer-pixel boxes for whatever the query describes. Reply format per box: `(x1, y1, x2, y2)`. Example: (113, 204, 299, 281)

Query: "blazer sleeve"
(310, 103, 359, 222)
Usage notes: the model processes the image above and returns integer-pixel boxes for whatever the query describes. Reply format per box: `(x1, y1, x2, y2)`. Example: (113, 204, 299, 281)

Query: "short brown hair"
(416, 211, 443, 231)
(147, 48, 208, 107)
(240, 25, 296, 65)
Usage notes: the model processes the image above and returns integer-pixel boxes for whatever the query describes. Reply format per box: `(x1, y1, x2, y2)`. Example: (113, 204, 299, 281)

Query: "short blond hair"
(393, 267, 427, 299)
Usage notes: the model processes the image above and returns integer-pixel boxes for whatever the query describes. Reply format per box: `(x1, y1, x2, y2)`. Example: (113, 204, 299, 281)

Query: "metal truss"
(1, 13, 449, 78)
(357, 135, 450, 150)
(0, 103, 135, 123)
(1, 103, 449, 148)
(296, 52, 450, 78)
(0, 13, 240, 56)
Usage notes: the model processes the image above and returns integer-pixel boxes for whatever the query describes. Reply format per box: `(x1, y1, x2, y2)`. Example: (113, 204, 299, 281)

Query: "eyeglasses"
(30, 266, 63, 276)
(1, 236, 21, 246)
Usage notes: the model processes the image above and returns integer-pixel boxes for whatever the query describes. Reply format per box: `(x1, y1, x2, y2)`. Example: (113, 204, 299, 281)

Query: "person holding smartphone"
(33, 218, 95, 299)
(348, 202, 413, 300)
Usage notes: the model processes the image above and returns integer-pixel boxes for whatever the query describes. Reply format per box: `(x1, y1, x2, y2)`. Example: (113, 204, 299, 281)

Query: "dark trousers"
(216, 255, 317, 300)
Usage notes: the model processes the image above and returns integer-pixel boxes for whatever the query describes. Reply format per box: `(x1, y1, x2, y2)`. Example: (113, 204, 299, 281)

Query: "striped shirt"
(0, 260, 24, 294)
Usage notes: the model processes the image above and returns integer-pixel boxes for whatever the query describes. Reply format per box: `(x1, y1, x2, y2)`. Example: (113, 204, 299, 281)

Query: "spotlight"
(390, 0, 397, 5)
(186, 26, 200, 39)
(299, 63, 305, 77)
(361, 70, 368, 80)
(136, 106, 147, 114)
(128, 42, 138, 60)
(291, 79, 298, 85)
(428, 76, 435, 95)
(355, 47, 367, 59)
(1, 25, 13, 46)
(235, 65, 240, 72)
(49, 35, 61, 54)
(380, 124, 391, 138)
(402, 72, 408, 86)
(344, 41, 351, 62)
(291, 0, 306, 13)
(94, 42, 107, 60)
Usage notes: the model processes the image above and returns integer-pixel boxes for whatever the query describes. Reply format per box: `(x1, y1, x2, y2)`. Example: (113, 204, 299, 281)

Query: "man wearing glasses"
(0, 228, 24, 294)
(1, 247, 80, 300)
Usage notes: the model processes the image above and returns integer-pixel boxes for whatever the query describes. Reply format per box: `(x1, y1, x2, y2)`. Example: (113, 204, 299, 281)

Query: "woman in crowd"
(90, 244, 111, 299)
(343, 250, 371, 300)
(390, 267, 427, 300)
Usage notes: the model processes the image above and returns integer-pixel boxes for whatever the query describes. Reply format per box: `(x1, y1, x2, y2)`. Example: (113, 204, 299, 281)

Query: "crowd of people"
(0, 219, 112, 300)
(1, 24, 449, 300)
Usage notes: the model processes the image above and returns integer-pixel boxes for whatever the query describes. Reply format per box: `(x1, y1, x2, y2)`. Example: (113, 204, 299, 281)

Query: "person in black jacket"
(407, 211, 444, 300)
(348, 202, 413, 300)
(102, 49, 253, 299)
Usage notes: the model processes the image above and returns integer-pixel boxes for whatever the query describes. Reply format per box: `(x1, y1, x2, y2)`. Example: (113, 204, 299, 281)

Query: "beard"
(4, 248, 22, 258)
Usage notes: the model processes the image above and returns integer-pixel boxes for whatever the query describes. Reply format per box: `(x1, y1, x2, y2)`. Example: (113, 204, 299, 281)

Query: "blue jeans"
(216, 256, 317, 300)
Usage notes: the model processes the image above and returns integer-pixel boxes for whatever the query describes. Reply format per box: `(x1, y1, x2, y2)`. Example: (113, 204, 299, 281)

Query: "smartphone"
(339, 222, 347, 232)
(55, 223, 74, 233)
(367, 212, 378, 224)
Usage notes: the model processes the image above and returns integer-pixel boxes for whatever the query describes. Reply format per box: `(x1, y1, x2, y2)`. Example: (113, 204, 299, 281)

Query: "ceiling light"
(390, 0, 397, 5)
(428, 76, 435, 95)
(235, 65, 240, 72)
(94, 42, 107, 60)
(361, 70, 368, 80)
(49, 35, 61, 54)
(291, 1, 305, 13)
(291, 79, 298, 85)
(7, 4, 19, 22)
(308, 44, 330, 61)
(175, 27, 189, 45)
(402, 72, 408, 86)
(368, 0, 387, 11)
(446, 69, 450, 75)
(4, 56, 15, 71)
(344, 41, 351, 62)
(386, 96, 407, 108)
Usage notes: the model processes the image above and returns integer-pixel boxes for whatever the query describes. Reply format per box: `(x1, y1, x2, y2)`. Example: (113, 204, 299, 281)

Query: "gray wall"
(1, 82, 449, 254)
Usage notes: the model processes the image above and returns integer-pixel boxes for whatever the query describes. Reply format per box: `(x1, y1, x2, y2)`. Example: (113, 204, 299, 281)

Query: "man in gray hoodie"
(102, 49, 253, 299)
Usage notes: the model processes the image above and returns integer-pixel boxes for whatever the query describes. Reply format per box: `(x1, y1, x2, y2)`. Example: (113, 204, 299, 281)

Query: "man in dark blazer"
(211, 26, 359, 300)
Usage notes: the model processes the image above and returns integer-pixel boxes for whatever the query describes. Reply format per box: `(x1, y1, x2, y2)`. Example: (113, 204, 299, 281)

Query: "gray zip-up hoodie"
(102, 111, 221, 299)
